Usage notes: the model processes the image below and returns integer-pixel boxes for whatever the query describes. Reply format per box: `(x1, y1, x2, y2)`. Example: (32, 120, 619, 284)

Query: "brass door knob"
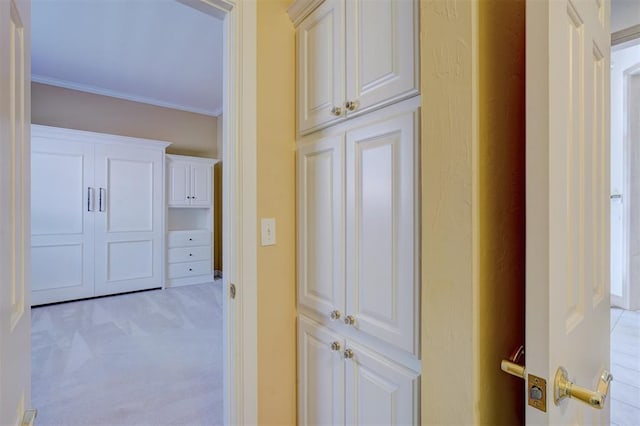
(329, 310, 341, 321)
(343, 315, 355, 326)
(554, 367, 613, 409)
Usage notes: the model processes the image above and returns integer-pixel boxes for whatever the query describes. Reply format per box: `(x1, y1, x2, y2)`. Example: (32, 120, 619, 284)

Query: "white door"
(31, 136, 95, 305)
(345, 110, 419, 355)
(0, 0, 32, 423)
(298, 316, 345, 426)
(93, 144, 164, 296)
(191, 163, 212, 207)
(296, 0, 345, 134)
(526, 0, 611, 423)
(168, 159, 191, 207)
(345, 0, 418, 116)
(297, 135, 345, 320)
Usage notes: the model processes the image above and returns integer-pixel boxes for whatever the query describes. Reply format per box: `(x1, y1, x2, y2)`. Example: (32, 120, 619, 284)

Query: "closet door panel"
(168, 160, 190, 207)
(93, 144, 164, 296)
(297, 135, 345, 319)
(30, 137, 94, 305)
(190, 163, 212, 207)
(345, 0, 418, 115)
(345, 111, 419, 355)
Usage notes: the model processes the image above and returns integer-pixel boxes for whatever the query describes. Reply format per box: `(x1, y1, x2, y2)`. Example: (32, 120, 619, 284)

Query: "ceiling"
(31, 0, 224, 117)
(612, 0, 640, 33)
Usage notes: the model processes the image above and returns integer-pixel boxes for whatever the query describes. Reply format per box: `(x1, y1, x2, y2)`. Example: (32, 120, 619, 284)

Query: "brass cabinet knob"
(343, 315, 355, 326)
(330, 341, 341, 352)
(343, 349, 354, 359)
(329, 310, 341, 321)
(345, 100, 358, 111)
(330, 106, 342, 116)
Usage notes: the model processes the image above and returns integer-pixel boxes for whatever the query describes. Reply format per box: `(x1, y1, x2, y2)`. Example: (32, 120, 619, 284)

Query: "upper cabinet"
(292, 0, 419, 135)
(167, 154, 219, 208)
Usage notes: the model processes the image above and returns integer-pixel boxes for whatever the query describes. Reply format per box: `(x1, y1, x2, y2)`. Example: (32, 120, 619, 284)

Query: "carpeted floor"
(31, 282, 223, 426)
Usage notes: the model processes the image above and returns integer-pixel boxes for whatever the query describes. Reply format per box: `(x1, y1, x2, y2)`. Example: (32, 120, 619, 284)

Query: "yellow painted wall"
(421, 0, 525, 424)
(256, 0, 297, 424)
(31, 82, 224, 271)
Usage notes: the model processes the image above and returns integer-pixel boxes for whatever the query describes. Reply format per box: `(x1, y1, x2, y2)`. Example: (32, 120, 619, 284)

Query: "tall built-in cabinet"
(166, 154, 219, 287)
(31, 125, 169, 306)
(290, 0, 421, 424)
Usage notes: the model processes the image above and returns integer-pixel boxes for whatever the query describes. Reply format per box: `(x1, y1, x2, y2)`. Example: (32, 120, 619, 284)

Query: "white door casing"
(526, 0, 610, 423)
(0, 0, 31, 423)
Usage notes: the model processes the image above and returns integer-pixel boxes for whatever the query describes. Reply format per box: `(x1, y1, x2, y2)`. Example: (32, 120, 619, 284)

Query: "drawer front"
(168, 230, 211, 248)
(168, 260, 212, 279)
(168, 246, 210, 263)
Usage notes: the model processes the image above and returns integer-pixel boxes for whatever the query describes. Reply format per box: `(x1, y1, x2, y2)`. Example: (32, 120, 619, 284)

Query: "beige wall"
(31, 82, 223, 271)
(256, 0, 297, 424)
(421, 0, 525, 424)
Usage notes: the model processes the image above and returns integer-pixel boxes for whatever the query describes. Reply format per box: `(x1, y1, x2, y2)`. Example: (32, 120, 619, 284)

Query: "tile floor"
(611, 308, 640, 426)
(31, 282, 223, 426)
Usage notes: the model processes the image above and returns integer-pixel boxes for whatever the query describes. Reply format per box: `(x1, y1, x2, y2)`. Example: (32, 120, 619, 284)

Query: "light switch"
(261, 218, 276, 246)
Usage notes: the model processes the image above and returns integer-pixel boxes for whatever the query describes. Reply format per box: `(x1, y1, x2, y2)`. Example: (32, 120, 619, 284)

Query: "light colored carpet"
(31, 282, 223, 426)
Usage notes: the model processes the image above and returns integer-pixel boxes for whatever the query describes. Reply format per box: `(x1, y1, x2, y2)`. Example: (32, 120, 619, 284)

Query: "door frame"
(184, 0, 258, 424)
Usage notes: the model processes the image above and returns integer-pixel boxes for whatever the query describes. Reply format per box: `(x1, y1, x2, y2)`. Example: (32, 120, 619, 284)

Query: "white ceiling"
(612, 0, 640, 33)
(32, 0, 224, 117)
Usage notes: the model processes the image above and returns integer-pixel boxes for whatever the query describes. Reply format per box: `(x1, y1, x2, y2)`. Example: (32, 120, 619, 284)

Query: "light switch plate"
(261, 218, 276, 246)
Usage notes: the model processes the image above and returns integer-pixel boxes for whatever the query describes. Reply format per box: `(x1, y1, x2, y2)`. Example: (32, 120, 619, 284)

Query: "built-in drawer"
(168, 260, 212, 279)
(168, 230, 211, 248)
(168, 246, 211, 264)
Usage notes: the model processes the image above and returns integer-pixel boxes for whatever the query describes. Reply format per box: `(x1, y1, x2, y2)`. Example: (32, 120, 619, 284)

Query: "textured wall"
(256, 0, 297, 424)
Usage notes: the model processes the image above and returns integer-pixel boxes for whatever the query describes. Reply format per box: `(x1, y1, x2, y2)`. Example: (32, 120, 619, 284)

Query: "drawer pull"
(189, 268, 193, 272)
(189, 253, 193, 256)
(189, 238, 193, 241)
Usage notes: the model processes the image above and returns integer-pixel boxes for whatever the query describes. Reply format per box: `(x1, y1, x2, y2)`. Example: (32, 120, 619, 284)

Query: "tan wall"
(31, 82, 223, 271)
(256, 0, 297, 425)
(421, 0, 525, 424)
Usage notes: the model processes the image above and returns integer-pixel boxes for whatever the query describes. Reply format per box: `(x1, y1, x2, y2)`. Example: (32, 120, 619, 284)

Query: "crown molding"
(287, 0, 325, 26)
(612, 24, 640, 48)
(32, 74, 222, 117)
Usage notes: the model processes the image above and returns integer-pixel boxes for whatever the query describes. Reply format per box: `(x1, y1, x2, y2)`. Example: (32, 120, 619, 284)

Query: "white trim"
(31, 124, 172, 150)
(287, 0, 325, 26)
(612, 24, 640, 48)
(31, 74, 223, 117)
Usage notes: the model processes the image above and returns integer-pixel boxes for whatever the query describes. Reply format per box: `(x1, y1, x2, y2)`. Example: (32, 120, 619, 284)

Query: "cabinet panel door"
(31, 136, 95, 305)
(93, 144, 164, 296)
(190, 163, 212, 207)
(168, 160, 190, 207)
(298, 316, 345, 426)
(345, 0, 418, 115)
(297, 0, 345, 134)
(346, 111, 419, 355)
(345, 341, 419, 425)
(298, 135, 345, 319)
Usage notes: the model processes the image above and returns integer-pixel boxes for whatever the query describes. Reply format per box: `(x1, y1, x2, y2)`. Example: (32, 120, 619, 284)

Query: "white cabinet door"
(168, 159, 190, 207)
(344, 340, 419, 425)
(297, 135, 345, 321)
(191, 162, 212, 207)
(31, 136, 95, 305)
(298, 316, 345, 426)
(297, 0, 345, 134)
(345, 110, 419, 355)
(93, 144, 164, 296)
(345, 0, 418, 115)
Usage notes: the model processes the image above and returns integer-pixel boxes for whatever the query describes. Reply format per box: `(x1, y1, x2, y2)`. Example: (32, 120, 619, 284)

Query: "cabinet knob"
(187, 196, 191, 199)
(344, 315, 356, 326)
(189, 268, 193, 271)
(343, 349, 354, 359)
(330, 341, 341, 352)
(193, 196, 197, 200)
(189, 238, 193, 241)
(189, 253, 193, 256)
(330, 106, 342, 116)
(329, 310, 341, 321)
(345, 100, 359, 112)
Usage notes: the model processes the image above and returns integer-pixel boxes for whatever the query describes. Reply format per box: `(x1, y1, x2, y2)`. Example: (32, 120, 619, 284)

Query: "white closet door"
(93, 144, 164, 296)
(345, 0, 418, 115)
(298, 316, 345, 426)
(190, 163, 212, 207)
(31, 136, 95, 305)
(345, 110, 419, 355)
(297, 135, 345, 320)
(344, 340, 419, 425)
(167, 159, 190, 207)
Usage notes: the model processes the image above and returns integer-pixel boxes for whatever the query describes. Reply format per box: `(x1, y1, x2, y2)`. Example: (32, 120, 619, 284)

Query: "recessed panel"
(31, 244, 83, 291)
(304, 150, 335, 304)
(358, 0, 395, 92)
(357, 367, 397, 426)
(107, 240, 153, 282)
(305, 333, 335, 425)
(31, 152, 84, 236)
(357, 137, 397, 323)
(304, 9, 333, 113)
(107, 159, 153, 232)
